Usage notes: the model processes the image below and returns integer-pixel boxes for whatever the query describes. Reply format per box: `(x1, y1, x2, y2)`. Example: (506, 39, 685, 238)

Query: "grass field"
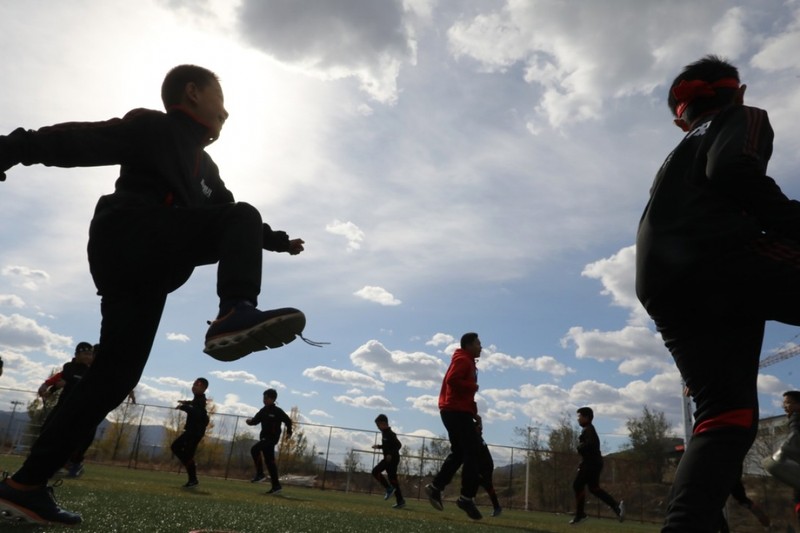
(0, 455, 662, 533)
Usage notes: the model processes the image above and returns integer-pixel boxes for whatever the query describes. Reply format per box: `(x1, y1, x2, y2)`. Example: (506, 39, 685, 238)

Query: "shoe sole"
(0, 500, 79, 526)
(204, 311, 306, 362)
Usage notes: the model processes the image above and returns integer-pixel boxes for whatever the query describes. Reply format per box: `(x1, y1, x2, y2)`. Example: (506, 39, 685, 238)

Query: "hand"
(371, 444, 379, 449)
(246, 418, 253, 424)
(288, 239, 305, 255)
(286, 430, 293, 438)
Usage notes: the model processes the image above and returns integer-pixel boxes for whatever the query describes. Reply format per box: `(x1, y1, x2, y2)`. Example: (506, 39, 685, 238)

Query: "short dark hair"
(460, 332, 479, 349)
(264, 388, 278, 400)
(161, 65, 219, 109)
(668, 55, 740, 121)
(784, 391, 800, 403)
(375, 414, 388, 424)
(195, 377, 209, 389)
(577, 406, 594, 420)
(75, 342, 93, 354)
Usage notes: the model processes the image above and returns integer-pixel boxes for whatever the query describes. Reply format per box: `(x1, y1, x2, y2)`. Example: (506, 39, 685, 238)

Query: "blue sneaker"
(425, 484, 443, 511)
(0, 479, 81, 525)
(204, 303, 305, 361)
(384, 487, 395, 500)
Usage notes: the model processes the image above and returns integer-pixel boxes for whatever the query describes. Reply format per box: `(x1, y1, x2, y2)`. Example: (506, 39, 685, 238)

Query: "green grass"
(1, 455, 660, 532)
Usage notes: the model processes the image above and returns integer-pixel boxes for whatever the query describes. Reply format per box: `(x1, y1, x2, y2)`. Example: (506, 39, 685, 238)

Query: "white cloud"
(209, 370, 276, 389)
(309, 409, 333, 418)
(325, 219, 365, 251)
(406, 394, 439, 416)
(426, 333, 454, 347)
(334, 394, 396, 410)
(302, 365, 384, 390)
(2, 265, 50, 291)
(0, 295, 25, 308)
(0, 313, 72, 358)
(166, 332, 190, 342)
(480, 349, 574, 377)
(350, 340, 444, 388)
(354, 286, 402, 306)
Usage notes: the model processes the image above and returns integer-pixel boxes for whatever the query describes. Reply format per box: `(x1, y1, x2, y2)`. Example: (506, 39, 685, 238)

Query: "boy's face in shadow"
(189, 79, 228, 143)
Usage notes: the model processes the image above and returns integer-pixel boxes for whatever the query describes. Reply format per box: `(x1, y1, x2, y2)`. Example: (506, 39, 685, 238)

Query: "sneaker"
(250, 473, 266, 483)
(491, 506, 502, 517)
(456, 497, 483, 520)
(266, 486, 282, 494)
(0, 480, 81, 525)
(392, 500, 406, 509)
(204, 304, 306, 361)
(616, 500, 625, 522)
(425, 484, 443, 511)
(383, 487, 395, 500)
(569, 513, 588, 525)
(182, 480, 199, 489)
(65, 463, 84, 479)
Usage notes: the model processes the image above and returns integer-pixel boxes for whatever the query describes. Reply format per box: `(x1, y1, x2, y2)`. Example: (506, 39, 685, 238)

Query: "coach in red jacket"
(425, 332, 484, 520)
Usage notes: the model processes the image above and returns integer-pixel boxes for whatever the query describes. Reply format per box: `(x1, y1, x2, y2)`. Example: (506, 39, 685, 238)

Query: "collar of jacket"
(167, 105, 216, 147)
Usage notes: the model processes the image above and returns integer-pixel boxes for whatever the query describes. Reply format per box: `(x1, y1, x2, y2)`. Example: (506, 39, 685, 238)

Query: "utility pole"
(4, 400, 23, 450)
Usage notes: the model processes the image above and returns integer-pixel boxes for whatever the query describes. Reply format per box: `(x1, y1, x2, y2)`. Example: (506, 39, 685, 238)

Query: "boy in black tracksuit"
(371, 414, 405, 509)
(37, 342, 96, 478)
(636, 55, 800, 532)
(570, 407, 623, 525)
(0, 65, 306, 525)
(171, 378, 210, 488)
(246, 389, 292, 494)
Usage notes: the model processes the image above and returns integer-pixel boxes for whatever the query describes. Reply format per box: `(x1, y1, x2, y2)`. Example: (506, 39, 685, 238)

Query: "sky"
(3, 0, 800, 459)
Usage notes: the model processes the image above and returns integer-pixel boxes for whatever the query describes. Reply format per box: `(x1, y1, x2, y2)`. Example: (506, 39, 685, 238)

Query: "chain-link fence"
(0, 385, 796, 528)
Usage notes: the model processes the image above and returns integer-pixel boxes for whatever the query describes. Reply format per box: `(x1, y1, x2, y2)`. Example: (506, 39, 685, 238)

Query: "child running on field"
(171, 378, 210, 488)
(246, 389, 292, 494)
(371, 414, 405, 509)
(0, 64, 306, 525)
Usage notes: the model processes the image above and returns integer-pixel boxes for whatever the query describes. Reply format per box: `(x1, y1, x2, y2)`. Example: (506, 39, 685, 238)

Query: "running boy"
(636, 55, 800, 532)
(0, 65, 306, 525)
(371, 414, 405, 509)
(246, 388, 292, 494)
(570, 407, 624, 525)
(37, 342, 96, 479)
(425, 332, 484, 520)
(171, 378, 210, 488)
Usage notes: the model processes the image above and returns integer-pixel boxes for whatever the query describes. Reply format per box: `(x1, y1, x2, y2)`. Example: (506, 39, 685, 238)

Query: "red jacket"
(438, 348, 478, 415)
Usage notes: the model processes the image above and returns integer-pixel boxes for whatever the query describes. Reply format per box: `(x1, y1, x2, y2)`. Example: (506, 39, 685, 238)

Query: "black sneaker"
(616, 500, 625, 522)
(182, 480, 198, 489)
(266, 486, 282, 495)
(204, 304, 306, 361)
(456, 497, 483, 520)
(392, 500, 406, 509)
(0, 480, 81, 525)
(569, 513, 588, 525)
(250, 473, 266, 483)
(425, 484, 443, 511)
(383, 487, 395, 500)
(491, 506, 502, 517)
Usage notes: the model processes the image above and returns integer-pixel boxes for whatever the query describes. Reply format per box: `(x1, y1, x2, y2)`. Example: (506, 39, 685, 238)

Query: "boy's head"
(576, 406, 594, 427)
(460, 332, 482, 358)
(162, 65, 228, 143)
(264, 388, 278, 405)
(74, 342, 94, 365)
(374, 414, 389, 429)
(783, 391, 800, 415)
(668, 55, 743, 130)
(192, 377, 209, 396)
